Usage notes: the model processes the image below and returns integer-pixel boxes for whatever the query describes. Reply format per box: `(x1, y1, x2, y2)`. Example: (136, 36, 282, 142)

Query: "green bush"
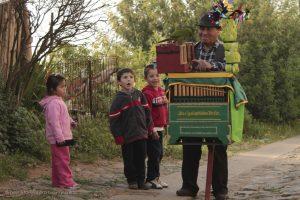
(243, 109, 300, 140)
(0, 91, 49, 161)
(7, 107, 50, 161)
(72, 115, 120, 159)
(164, 143, 182, 160)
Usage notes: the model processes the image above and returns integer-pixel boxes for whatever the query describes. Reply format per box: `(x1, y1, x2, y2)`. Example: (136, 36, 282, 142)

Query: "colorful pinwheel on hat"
(208, 0, 250, 25)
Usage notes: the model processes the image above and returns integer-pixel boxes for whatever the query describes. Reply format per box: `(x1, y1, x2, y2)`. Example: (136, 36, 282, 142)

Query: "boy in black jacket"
(109, 68, 154, 190)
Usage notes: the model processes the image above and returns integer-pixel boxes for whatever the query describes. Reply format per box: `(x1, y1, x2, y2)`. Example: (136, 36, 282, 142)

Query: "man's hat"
(198, 13, 221, 28)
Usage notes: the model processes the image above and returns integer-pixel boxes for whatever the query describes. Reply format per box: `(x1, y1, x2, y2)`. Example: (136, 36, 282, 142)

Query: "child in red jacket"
(142, 64, 168, 189)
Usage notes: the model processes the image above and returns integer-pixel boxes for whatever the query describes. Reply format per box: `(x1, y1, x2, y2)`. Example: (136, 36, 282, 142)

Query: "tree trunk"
(0, 2, 15, 81)
(0, 1, 32, 107)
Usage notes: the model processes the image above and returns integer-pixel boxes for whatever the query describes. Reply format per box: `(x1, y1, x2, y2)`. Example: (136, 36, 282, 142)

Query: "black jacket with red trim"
(142, 85, 168, 128)
(109, 88, 154, 144)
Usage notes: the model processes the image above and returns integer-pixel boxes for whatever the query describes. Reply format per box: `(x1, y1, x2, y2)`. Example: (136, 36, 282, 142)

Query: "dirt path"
(109, 135, 300, 200)
(0, 135, 299, 200)
(229, 147, 300, 199)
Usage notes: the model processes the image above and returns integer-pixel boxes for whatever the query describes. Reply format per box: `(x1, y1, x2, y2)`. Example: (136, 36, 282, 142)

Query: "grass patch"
(0, 153, 41, 182)
(74, 177, 93, 185)
(40, 175, 51, 180)
(72, 152, 99, 164)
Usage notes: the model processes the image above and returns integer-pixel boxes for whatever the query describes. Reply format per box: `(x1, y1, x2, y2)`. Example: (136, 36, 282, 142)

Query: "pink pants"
(51, 144, 76, 187)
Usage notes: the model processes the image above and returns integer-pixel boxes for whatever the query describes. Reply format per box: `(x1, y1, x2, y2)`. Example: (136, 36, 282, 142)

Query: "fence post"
(88, 60, 95, 117)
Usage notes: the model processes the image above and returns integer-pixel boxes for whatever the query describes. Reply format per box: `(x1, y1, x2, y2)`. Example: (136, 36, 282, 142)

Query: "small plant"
(72, 115, 121, 160)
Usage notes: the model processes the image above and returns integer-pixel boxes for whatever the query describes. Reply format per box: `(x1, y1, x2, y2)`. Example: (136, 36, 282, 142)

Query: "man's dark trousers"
(181, 139, 228, 195)
(122, 139, 147, 185)
(146, 131, 163, 181)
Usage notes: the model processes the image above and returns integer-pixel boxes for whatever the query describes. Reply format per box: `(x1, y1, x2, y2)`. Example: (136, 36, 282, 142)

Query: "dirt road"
(0, 135, 299, 200)
(109, 135, 300, 200)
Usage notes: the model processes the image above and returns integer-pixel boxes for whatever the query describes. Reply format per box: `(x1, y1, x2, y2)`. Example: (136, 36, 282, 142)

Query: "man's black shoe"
(176, 188, 197, 197)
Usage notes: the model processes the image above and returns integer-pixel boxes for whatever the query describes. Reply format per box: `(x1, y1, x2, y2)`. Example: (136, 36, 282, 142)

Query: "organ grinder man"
(176, 13, 228, 200)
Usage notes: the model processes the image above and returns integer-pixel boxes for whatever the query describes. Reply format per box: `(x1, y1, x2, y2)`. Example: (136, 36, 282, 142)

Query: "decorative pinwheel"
(208, 0, 250, 25)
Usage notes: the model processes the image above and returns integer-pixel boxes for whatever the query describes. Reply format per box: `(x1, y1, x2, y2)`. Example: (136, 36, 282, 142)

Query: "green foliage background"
(109, 0, 300, 123)
(238, 0, 300, 122)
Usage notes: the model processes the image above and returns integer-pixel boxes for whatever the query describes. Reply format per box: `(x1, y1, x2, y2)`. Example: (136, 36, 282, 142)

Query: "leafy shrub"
(72, 115, 120, 159)
(164, 143, 182, 160)
(243, 109, 300, 140)
(7, 107, 50, 161)
(0, 91, 49, 161)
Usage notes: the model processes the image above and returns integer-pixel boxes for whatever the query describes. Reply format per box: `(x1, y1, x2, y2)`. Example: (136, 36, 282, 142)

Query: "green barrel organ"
(165, 73, 247, 145)
(168, 85, 230, 145)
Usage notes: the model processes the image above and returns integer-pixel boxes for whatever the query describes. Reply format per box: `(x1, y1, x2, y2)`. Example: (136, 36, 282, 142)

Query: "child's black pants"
(121, 139, 147, 185)
(146, 131, 163, 181)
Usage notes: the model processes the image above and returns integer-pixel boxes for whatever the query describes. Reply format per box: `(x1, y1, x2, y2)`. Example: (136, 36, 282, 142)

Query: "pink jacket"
(39, 95, 73, 144)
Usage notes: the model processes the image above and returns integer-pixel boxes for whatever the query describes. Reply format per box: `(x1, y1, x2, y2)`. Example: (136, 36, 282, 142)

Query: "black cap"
(198, 13, 221, 28)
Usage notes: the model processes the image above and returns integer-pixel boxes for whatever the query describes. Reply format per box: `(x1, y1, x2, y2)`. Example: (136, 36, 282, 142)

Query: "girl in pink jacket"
(39, 74, 78, 189)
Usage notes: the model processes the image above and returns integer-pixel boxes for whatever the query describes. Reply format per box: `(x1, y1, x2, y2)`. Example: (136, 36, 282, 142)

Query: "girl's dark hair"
(117, 68, 134, 81)
(46, 74, 65, 95)
(144, 64, 156, 77)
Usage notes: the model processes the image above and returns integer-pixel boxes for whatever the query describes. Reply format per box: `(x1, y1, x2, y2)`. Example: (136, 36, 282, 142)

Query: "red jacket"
(142, 85, 168, 128)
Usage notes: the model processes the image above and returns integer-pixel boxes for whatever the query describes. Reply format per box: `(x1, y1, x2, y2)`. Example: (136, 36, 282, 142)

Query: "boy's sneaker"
(147, 178, 163, 189)
(128, 182, 138, 190)
(157, 178, 168, 188)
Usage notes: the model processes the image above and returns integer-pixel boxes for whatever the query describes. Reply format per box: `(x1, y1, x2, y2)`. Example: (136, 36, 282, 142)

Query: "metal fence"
(54, 57, 118, 119)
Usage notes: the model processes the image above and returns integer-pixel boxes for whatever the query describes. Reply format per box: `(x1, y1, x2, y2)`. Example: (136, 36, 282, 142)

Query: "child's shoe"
(138, 182, 151, 190)
(144, 181, 153, 189)
(176, 187, 197, 197)
(157, 177, 168, 188)
(65, 183, 80, 190)
(147, 178, 163, 189)
(128, 182, 138, 190)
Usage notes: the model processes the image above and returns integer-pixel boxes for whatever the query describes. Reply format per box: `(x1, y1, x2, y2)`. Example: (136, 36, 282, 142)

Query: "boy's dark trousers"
(122, 139, 147, 185)
(181, 139, 228, 196)
(146, 131, 163, 181)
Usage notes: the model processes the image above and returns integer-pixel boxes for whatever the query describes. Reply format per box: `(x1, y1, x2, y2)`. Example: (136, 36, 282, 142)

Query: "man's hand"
(192, 59, 213, 71)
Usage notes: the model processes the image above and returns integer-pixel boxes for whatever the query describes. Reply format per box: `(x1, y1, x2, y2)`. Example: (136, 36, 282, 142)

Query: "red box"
(156, 43, 191, 73)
